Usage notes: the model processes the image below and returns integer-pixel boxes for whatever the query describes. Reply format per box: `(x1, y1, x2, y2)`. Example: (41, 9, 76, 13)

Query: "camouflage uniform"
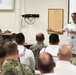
(29, 43, 47, 59)
(30, 43, 46, 69)
(0, 29, 3, 46)
(0, 59, 35, 75)
(70, 57, 76, 66)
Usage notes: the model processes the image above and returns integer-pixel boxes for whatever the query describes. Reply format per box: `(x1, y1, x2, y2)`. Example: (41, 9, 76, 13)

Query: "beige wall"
(0, 0, 68, 45)
(0, 0, 21, 33)
(21, 0, 68, 45)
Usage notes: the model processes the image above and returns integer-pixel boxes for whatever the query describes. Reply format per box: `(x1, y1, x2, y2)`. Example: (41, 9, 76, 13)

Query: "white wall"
(21, 0, 68, 45)
(0, 0, 21, 33)
(0, 0, 68, 45)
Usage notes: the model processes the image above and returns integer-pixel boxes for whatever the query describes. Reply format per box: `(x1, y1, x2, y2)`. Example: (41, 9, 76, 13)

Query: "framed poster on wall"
(0, 0, 14, 10)
(48, 9, 64, 34)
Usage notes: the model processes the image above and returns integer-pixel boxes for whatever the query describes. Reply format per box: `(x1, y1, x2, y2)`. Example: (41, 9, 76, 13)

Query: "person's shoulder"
(67, 63, 76, 72)
(35, 43, 47, 50)
(70, 57, 76, 66)
(39, 43, 47, 47)
(0, 60, 19, 75)
(43, 44, 47, 48)
(20, 64, 35, 75)
(67, 22, 74, 26)
(2, 59, 19, 68)
(25, 48, 34, 54)
(1, 60, 35, 75)
(30, 44, 38, 49)
(26, 48, 32, 52)
(39, 47, 46, 54)
(29, 44, 37, 50)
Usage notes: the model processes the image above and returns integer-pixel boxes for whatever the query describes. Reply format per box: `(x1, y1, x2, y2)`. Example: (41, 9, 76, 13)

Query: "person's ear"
(0, 58, 5, 67)
(54, 62, 56, 67)
(16, 50, 19, 55)
(57, 53, 59, 57)
(70, 54, 72, 59)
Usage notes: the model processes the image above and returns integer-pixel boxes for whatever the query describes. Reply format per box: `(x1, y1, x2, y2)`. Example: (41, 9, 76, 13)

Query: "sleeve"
(39, 48, 45, 54)
(29, 50, 35, 71)
(29, 45, 35, 50)
(63, 24, 68, 32)
(21, 64, 35, 75)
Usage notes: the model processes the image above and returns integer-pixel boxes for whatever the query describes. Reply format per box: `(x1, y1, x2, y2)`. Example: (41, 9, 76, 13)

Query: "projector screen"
(69, 0, 76, 23)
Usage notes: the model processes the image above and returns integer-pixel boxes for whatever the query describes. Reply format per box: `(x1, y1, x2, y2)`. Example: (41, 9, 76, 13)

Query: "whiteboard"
(0, 0, 14, 10)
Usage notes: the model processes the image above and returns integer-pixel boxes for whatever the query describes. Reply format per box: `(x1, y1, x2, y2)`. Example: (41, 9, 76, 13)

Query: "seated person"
(55, 44, 76, 75)
(0, 29, 3, 46)
(0, 46, 7, 67)
(10, 33, 17, 43)
(40, 33, 60, 61)
(30, 32, 46, 60)
(1, 41, 34, 75)
(37, 52, 55, 75)
(16, 33, 35, 71)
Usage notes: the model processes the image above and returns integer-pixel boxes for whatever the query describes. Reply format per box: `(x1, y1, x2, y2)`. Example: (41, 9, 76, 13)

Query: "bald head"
(58, 44, 72, 61)
(37, 52, 55, 73)
(36, 33, 45, 42)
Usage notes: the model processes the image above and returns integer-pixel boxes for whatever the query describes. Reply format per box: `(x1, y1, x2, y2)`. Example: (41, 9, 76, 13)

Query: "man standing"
(47, 12, 76, 55)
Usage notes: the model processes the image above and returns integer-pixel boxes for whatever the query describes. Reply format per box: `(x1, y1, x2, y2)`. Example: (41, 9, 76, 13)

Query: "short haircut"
(71, 12, 76, 15)
(3, 42, 17, 55)
(16, 33, 25, 44)
(49, 33, 59, 44)
(37, 53, 54, 73)
(10, 33, 16, 40)
(0, 46, 6, 58)
(2, 39, 12, 46)
(36, 33, 44, 41)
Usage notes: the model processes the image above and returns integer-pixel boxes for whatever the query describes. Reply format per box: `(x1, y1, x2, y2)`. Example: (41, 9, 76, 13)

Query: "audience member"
(10, 33, 16, 43)
(47, 12, 76, 55)
(40, 33, 60, 61)
(16, 33, 35, 70)
(30, 33, 46, 59)
(55, 44, 76, 75)
(0, 29, 3, 46)
(0, 46, 6, 67)
(2, 39, 12, 46)
(1, 42, 34, 75)
(37, 52, 55, 75)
